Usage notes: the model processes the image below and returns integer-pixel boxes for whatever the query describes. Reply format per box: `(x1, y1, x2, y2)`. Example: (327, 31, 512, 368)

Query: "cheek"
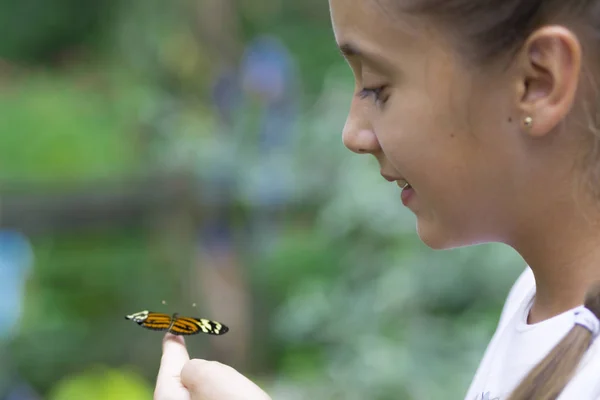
(371, 75, 517, 246)
(374, 93, 462, 177)
(372, 96, 431, 158)
(413, 149, 516, 248)
(376, 109, 508, 246)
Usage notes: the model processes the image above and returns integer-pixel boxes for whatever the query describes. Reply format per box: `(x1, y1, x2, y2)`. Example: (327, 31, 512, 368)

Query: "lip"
(381, 172, 414, 206)
(380, 172, 401, 182)
(381, 172, 408, 187)
(401, 185, 415, 206)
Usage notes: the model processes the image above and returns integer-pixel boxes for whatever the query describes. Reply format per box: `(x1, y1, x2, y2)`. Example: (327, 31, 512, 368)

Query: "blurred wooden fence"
(0, 173, 203, 235)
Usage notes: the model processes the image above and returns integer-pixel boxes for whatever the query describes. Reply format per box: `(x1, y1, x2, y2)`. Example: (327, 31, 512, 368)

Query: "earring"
(524, 116, 533, 128)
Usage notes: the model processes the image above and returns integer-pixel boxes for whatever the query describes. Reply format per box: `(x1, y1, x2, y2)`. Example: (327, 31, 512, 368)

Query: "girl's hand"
(154, 333, 272, 400)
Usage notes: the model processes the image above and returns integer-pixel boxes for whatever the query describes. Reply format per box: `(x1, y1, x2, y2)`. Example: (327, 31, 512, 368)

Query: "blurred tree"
(193, 0, 242, 70)
(0, 0, 119, 65)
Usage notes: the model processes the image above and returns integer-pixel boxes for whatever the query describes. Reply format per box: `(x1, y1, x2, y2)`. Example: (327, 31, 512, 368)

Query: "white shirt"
(464, 267, 600, 400)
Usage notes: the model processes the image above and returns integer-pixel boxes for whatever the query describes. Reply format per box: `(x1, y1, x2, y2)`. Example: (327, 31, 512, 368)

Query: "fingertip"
(157, 332, 190, 382)
(161, 333, 189, 364)
(163, 332, 185, 348)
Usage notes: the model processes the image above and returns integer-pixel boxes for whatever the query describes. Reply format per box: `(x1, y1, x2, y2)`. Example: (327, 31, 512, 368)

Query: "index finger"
(154, 333, 191, 400)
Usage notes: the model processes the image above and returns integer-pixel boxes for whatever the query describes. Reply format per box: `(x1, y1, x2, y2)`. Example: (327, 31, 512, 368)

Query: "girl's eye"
(358, 85, 389, 106)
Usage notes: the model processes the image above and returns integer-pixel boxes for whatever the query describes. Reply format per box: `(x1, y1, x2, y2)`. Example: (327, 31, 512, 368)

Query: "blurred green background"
(0, 1, 525, 399)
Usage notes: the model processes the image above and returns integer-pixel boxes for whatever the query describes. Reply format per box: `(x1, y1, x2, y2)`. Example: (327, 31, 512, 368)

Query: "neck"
(508, 195, 600, 324)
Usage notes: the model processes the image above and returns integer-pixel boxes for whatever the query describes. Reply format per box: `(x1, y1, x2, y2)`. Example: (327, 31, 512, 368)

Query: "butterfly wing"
(142, 312, 174, 331)
(170, 316, 229, 336)
(126, 311, 173, 332)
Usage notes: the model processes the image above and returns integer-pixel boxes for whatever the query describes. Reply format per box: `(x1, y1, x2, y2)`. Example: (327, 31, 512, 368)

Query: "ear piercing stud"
(524, 116, 533, 128)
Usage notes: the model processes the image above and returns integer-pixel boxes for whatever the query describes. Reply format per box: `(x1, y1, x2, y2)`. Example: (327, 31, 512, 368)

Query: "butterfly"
(125, 310, 229, 336)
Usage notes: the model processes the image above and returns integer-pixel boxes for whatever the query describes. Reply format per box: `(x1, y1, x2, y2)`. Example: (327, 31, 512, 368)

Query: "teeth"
(397, 179, 410, 189)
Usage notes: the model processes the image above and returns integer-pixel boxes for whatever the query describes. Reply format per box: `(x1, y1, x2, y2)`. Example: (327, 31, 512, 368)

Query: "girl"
(154, 0, 600, 399)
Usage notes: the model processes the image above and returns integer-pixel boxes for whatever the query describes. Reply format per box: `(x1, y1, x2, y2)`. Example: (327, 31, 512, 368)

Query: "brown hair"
(506, 282, 600, 399)
(383, 0, 597, 65)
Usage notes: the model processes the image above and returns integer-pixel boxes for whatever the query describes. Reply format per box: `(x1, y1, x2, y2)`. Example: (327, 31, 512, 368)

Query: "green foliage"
(0, 0, 118, 64)
(12, 229, 178, 392)
(48, 366, 152, 400)
(2, 2, 528, 399)
(0, 71, 141, 184)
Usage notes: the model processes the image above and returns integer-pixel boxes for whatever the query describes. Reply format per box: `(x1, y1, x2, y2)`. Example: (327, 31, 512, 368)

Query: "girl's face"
(329, 0, 542, 249)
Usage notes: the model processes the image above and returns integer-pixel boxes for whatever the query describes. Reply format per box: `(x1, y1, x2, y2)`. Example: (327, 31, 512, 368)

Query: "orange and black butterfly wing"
(141, 312, 174, 332)
(170, 316, 229, 336)
(126, 311, 173, 332)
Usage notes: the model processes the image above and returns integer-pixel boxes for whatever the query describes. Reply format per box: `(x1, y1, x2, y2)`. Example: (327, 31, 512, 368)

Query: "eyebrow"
(338, 42, 393, 72)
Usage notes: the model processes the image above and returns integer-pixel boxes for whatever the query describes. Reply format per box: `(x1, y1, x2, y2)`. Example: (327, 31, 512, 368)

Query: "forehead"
(329, 0, 423, 55)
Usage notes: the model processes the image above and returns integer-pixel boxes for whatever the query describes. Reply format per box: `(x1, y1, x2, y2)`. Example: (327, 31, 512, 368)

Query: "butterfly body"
(125, 310, 229, 336)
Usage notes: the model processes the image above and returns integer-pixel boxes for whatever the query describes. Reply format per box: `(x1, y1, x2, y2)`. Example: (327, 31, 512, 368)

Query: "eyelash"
(358, 85, 389, 106)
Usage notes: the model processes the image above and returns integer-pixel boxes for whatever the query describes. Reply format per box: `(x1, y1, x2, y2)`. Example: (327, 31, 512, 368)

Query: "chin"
(415, 220, 477, 250)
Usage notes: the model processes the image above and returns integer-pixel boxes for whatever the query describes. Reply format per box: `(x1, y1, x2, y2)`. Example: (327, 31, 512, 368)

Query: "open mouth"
(397, 180, 411, 190)
(381, 172, 412, 190)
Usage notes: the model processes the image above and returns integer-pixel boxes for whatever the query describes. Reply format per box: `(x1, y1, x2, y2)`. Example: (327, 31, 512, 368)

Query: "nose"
(342, 100, 381, 154)
(343, 128, 380, 154)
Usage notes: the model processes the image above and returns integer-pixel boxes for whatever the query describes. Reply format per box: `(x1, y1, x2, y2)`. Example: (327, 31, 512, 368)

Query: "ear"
(516, 26, 582, 137)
